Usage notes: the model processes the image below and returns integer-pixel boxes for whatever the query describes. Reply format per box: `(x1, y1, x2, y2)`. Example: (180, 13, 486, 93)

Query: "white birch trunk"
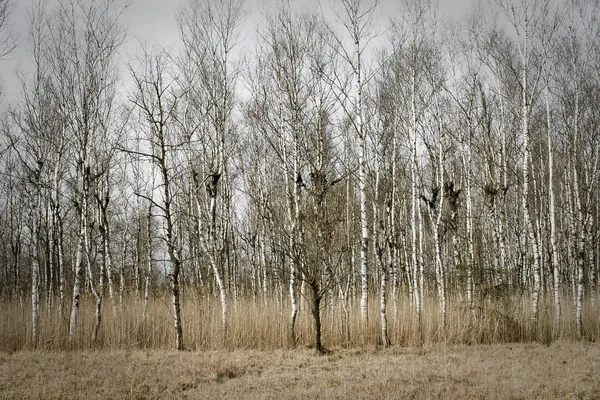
(211, 191, 228, 335)
(356, 38, 369, 323)
(380, 263, 389, 346)
(498, 90, 509, 287)
(588, 220, 596, 309)
(134, 220, 142, 299)
(98, 190, 117, 318)
(523, 104, 542, 326)
(418, 197, 425, 306)
(410, 72, 421, 321)
(30, 194, 39, 346)
(191, 175, 228, 336)
(280, 103, 301, 345)
(260, 221, 268, 299)
(51, 153, 66, 318)
(518, 18, 542, 326)
(546, 89, 561, 336)
(119, 234, 126, 307)
(290, 144, 301, 344)
(466, 114, 474, 312)
(373, 129, 388, 346)
(390, 126, 399, 325)
(434, 132, 446, 330)
(104, 228, 117, 317)
(574, 151, 585, 337)
(57, 209, 65, 319)
(69, 170, 88, 344)
(84, 197, 103, 342)
(143, 202, 152, 319)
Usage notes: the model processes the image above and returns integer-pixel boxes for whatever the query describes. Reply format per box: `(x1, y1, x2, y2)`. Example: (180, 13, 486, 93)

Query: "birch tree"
(22, 0, 126, 344)
(10, 120, 46, 346)
(178, 0, 245, 336)
(246, 4, 318, 344)
(129, 48, 184, 350)
(12, 1, 55, 345)
(500, 0, 546, 326)
(556, 0, 600, 336)
(387, 0, 440, 322)
(330, 0, 381, 323)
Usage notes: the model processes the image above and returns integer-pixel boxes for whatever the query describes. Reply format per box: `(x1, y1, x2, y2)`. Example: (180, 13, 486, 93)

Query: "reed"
(1, 290, 597, 351)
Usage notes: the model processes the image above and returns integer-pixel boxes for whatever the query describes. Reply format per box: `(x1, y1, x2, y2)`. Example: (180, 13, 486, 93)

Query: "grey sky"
(1, 0, 474, 101)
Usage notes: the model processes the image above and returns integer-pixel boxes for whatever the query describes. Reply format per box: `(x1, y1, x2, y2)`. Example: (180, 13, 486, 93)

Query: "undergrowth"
(0, 290, 597, 351)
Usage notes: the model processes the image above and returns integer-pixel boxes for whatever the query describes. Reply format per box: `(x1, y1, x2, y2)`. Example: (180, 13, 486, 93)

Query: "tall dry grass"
(1, 290, 598, 351)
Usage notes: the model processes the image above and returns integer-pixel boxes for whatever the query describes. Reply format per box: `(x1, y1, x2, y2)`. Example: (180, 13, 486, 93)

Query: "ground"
(0, 341, 599, 399)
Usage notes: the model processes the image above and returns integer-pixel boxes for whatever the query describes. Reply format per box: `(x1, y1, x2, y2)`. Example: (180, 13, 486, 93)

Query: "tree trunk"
(160, 135, 184, 351)
(98, 192, 117, 318)
(311, 282, 324, 354)
(411, 71, 421, 322)
(134, 219, 142, 299)
(84, 200, 103, 343)
(143, 202, 152, 319)
(30, 196, 39, 347)
(289, 259, 298, 345)
(434, 213, 447, 330)
(380, 262, 389, 347)
(355, 30, 369, 325)
(521, 66, 542, 328)
(57, 212, 65, 319)
(546, 89, 561, 337)
(434, 96, 447, 330)
(466, 115, 475, 313)
(574, 162, 585, 337)
(69, 183, 87, 345)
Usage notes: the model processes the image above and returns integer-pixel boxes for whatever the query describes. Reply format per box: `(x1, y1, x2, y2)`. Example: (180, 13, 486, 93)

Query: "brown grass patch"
(0, 342, 599, 399)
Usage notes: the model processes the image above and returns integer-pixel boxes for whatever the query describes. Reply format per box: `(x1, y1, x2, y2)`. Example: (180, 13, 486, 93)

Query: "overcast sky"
(0, 0, 474, 100)
(123, 0, 474, 43)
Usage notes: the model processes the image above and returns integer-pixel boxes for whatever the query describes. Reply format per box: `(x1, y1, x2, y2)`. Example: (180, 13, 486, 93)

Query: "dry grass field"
(1, 341, 599, 399)
(1, 293, 599, 398)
